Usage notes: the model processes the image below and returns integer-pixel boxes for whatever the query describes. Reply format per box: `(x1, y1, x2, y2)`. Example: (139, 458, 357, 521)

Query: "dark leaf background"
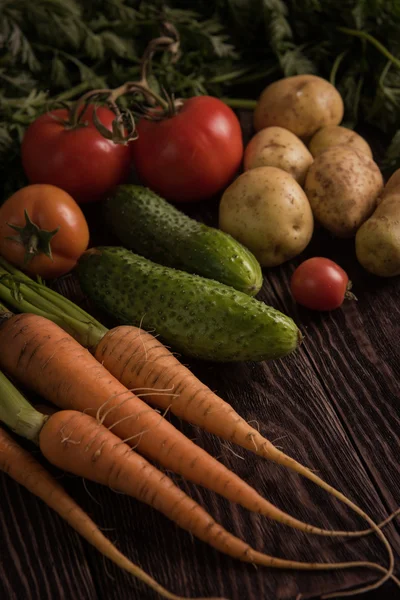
(1, 0, 400, 200)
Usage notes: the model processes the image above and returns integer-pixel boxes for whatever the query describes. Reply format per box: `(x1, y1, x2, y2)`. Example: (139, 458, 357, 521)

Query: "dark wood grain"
(0, 453, 97, 600)
(1, 112, 400, 600)
(263, 232, 400, 515)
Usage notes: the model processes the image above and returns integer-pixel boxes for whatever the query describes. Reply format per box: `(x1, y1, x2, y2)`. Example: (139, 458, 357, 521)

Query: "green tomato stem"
(55, 82, 93, 102)
(6, 209, 59, 264)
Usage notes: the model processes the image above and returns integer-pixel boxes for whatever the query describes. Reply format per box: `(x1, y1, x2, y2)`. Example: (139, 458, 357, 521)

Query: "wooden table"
(1, 114, 399, 600)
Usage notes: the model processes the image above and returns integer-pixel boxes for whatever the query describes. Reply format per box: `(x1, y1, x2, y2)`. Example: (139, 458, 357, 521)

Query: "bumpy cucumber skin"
(105, 185, 263, 296)
(77, 247, 300, 362)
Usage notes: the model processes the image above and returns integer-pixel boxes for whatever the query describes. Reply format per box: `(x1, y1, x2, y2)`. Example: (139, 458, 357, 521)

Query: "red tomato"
(0, 184, 89, 278)
(21, 105, 131, 203)
(290, 257, 353, 311)
(130, 96, 243, 202)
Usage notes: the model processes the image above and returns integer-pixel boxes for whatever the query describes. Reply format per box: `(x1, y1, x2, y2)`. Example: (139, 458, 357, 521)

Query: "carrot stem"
(0, 262, 94, 321)
(0, 279, 84, 339)
(0, 370, 47, 442)
(337, 27, 400, 70)
(0, 259, 106, 349)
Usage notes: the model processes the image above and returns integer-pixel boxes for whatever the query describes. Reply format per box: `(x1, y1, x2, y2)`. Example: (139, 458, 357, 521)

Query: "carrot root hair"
(0, 312, 389, 545)
(94, 325, 398, 592)
(38, 410, 398, 598)
(0, 315, 397, 599)
(0, 426, 225, 600)
(97, 326, 400, 547)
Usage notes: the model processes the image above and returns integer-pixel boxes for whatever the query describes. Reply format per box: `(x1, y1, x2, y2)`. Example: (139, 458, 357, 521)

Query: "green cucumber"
(77, 247, 301, 362)
(105, 185, 263, 296)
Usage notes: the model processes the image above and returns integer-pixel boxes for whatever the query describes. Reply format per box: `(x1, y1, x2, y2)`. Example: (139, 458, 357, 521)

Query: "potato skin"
(244, 126, 313, 185)
(304, 146, 383, 238)
(253, 75, 344, 139)
(309, 126, 372, 158)
(355, 193, 400, 277)
(381, 168, 400, 198)
(218, 166, 313, 267)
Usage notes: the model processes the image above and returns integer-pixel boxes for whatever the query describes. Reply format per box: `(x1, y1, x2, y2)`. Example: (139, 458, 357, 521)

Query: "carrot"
(96, 324, 400, 531)
(0, 261, 399, 560)
(0, 266, 399, 561)
(0, 425, 223, 600)
(0, 377, 396, 599)
(37, 409, 396, 597)
(0, 308, 374, 540)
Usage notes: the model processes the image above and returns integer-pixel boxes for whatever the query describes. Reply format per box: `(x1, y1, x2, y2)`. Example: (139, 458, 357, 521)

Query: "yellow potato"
(381, 168, 400, 198)
(218, 166, 313, 267)
(253, 75, 344, 139)
(309, 126, 372, 158)
(356, 192, 400, 277)
(244, 126, 313, 185)
(304, 145, 383, 237)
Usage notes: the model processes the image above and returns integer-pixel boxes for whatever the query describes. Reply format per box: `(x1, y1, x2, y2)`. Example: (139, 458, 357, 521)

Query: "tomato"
(21, 105, 131, 203)
(0, 184, 89, 279)
(130, 96, 243, 202)
(290, 257, 353, 311)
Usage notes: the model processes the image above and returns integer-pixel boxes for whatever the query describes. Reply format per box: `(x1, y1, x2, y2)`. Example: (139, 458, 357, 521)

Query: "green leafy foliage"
(2, 0, 400, 200)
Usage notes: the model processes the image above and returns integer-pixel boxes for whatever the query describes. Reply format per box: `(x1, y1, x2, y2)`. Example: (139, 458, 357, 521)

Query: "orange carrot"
(0, 426, 223, 600)
(0, 267, 398, 548)
(0, 259, 395, 541)
(15, 410, 400, 597)
(0, 310, 398, 597)
(95, 326, 400, 536)
(0, 311, 370, 539)
(1, 381, 393, 599)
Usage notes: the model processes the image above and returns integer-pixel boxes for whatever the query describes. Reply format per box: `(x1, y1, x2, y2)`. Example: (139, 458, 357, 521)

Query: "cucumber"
(77, 247, 301, 362)
(105, 185, 263, 296)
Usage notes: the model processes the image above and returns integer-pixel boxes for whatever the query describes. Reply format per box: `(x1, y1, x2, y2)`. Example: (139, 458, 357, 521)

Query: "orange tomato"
(0, 184, 89, 278)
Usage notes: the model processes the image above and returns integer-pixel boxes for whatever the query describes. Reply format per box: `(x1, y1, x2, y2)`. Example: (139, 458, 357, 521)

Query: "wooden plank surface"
(1, 114, 400, 600)
(0, 453, 98, 600)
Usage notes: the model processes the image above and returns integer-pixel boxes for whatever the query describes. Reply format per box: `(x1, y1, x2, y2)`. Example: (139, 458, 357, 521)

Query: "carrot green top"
(0, 257, 107, 350)
(0, 369, 47, 443)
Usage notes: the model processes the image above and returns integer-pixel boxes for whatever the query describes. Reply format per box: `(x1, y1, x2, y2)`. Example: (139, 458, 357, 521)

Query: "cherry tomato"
(130, 96, 243, 202)
(0, 184, 89, 278)
(290, 257, 353, 311)
(21, 105, 131, 203)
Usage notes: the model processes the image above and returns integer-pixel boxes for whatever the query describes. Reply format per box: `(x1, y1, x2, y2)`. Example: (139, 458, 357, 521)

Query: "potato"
(309, 126, 372, 158)
(304, 146, 383, 238)
(355, 192, 400, 277)
(218, 166, 313, 267)
(381, 168, 400, 198)
(244, 126, 313, 185)
(253, 75, 344, 139)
